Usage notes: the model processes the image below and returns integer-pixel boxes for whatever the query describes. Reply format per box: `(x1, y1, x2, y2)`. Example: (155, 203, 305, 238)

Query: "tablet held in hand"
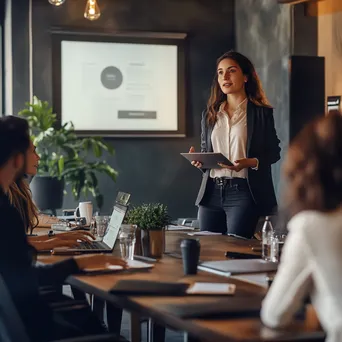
(181, 152, 234, 169)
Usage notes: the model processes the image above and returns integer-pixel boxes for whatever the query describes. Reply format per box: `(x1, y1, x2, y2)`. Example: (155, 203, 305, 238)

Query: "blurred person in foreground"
(261, 111, 342, 342)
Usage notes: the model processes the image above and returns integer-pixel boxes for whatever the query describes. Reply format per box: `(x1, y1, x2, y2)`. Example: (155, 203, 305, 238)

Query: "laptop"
(53, 193, 129, 254)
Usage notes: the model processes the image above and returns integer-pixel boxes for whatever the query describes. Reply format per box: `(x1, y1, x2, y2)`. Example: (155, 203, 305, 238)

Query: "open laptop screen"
(103, 204, 127, 249)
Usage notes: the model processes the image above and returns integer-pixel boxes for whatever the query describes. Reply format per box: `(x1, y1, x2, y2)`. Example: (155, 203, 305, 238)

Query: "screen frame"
(51, 28, 187, 138)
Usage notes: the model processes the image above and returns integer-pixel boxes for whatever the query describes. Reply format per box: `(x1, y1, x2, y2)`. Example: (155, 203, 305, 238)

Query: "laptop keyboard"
(78, 241, 105, 250)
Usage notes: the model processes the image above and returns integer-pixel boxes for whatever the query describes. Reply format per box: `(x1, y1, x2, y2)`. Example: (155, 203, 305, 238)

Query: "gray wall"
(9, 0, 235, 217)
(235, 0, 291, 199)
(293, 3, 318, 56)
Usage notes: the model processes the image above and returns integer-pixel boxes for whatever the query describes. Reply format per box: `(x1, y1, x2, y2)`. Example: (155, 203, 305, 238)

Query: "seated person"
(261, 112, 342, 342)
(7, 140, 94, 251)
(0, 115, 126, 341)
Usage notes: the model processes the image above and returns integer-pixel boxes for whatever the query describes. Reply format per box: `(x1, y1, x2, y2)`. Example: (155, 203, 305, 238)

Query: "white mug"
(75, 201, 93, 225)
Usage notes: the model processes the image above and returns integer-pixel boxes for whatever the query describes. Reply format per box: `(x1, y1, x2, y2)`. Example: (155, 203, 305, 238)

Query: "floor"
(120, 311, 184, 342)
(65, 285, 184, 342)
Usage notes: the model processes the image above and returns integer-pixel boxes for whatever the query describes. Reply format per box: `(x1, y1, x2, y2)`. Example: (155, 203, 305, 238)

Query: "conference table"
(37, 230, 325, 342)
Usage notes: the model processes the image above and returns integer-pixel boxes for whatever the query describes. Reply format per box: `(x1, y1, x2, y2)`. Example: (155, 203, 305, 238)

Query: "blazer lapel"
(207, 124, 214, 152)
(246, 100, 254, 155)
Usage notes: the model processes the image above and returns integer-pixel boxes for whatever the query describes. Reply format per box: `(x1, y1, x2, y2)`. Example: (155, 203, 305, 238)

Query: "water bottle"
(262, 216, 274, 261)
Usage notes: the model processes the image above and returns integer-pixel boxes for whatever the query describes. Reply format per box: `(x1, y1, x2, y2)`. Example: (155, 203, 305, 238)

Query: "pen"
(133, 255, 157, 263)
(51, 249, 82, 255)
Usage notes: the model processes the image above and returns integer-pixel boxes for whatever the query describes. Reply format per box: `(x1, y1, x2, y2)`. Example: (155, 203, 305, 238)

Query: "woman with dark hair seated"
(7, 141, 95, 250)
(261, 111, 342, 342)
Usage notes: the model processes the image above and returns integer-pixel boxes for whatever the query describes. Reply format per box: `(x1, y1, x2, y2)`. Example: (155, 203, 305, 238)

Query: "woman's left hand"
(218, 158, 257, 172)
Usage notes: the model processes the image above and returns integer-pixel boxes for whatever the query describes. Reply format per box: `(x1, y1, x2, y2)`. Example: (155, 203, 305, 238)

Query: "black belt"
(213, 177, 247, 187)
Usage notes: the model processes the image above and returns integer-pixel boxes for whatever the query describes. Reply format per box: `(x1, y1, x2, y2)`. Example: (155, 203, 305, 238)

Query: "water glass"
(270, 236, 279, 262)
(95, 216, 109, 239)
(119, 224, 137, 260)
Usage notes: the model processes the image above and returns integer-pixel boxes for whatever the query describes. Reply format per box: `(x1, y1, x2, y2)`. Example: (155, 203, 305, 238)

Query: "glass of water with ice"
(119, 224, 137, 260)
(95, 216, 110, 240)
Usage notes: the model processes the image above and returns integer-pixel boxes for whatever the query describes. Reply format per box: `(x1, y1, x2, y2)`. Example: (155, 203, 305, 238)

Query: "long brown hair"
(7, 178, 39, 233)
(206, 50, 271, 125)
(283, 111, 342, 217)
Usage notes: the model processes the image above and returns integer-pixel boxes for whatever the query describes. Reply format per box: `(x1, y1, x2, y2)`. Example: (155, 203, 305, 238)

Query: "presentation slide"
(61, 40, 178, 131)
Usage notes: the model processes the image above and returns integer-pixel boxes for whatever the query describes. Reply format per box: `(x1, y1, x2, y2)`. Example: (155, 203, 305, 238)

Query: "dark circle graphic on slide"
(100, 66, 123, 90)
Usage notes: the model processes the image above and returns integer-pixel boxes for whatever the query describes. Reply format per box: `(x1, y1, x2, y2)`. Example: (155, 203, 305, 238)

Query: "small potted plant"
(125, 203, 170, 258)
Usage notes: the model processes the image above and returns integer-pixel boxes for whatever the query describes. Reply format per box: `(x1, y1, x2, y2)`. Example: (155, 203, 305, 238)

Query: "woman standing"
(190, 51, 281, 239)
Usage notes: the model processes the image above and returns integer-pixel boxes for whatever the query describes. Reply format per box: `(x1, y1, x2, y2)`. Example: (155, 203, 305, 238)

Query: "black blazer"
(195, 101, 281, 215)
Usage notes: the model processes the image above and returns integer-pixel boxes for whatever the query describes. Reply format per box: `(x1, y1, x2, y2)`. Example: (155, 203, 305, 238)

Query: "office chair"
(0, 275, 126, 342)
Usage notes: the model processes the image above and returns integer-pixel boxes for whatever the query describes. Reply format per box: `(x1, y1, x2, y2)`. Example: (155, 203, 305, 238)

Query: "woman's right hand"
(57, 231, 95, 242)
(48, 238, 81, 248)
(189, 146, 202, 168)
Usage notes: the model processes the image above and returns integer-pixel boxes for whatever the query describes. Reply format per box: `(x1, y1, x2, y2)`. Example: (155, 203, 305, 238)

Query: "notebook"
(198, 259, 278, 277)
(110, 280, 190, 296)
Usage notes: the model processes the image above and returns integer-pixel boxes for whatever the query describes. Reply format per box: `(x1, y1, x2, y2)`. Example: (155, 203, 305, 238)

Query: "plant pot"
(134, 227, 142, 256)
(30, 176, 64, 213)
(141, 229, 150, 257)
(149, 230, 164, 258)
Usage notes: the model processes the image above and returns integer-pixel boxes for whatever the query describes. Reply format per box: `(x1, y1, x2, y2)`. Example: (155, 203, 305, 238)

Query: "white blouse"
(261, 209, 342, 342)
(210, 99, 248, 179)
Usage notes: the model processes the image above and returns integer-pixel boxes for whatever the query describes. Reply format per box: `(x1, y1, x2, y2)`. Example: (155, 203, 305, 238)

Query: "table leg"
(91, 295, 105, 322)
(106, 302, 123, 335)
(147, 319, 165, 342)
(130, 312, 141, 342)
(184, 332, 201, 342)
(148, 319, 154, 342)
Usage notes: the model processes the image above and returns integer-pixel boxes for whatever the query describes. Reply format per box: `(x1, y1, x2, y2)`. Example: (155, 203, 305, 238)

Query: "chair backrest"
(0, 275, 30, 342)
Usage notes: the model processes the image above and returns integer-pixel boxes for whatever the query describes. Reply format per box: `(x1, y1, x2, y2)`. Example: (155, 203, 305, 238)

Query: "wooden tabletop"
(36, 231, 325, 342)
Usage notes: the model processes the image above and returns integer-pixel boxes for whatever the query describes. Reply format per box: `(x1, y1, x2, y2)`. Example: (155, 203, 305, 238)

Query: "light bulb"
(84, 0, 101, 21)
(48, 0, 66, 6)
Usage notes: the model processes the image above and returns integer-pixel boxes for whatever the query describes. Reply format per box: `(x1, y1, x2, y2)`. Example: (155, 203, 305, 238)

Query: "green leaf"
(58, 156, 65, 175)
(92, 142, 102, 158)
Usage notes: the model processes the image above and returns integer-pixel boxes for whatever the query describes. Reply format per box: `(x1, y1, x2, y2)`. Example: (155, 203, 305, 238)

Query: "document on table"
(187, 231, 222, 236)
(232, 273, 269, 289)
(167, 225, 197, 231)
(186, 282, 236, 295)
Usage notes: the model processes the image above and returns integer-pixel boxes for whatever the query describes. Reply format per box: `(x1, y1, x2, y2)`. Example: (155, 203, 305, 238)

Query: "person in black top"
(0, 116, 125, 341)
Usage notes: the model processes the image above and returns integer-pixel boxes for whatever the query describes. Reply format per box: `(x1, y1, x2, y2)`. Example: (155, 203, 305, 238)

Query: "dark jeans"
(198, 178, 259, 239)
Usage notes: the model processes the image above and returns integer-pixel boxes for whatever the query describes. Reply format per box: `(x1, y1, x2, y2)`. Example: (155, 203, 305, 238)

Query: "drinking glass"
(276, 234, 287, 259)
(270, 236, 280, 262)
(119, 224, 137, 260)
(95, 216, 109, 240)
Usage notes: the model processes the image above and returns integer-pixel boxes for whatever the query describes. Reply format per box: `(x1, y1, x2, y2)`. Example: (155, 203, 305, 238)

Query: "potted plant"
(125, 203, 170, 258)
(18, 96, 118, 213)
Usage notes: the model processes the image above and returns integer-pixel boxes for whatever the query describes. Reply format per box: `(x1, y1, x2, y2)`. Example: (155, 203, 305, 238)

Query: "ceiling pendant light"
(48, 0, 66, 6)
(84, 0, 101, 21)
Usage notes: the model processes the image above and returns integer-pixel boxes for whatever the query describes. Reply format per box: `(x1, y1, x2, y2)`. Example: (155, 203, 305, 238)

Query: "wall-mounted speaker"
(289, 55, 325, 140)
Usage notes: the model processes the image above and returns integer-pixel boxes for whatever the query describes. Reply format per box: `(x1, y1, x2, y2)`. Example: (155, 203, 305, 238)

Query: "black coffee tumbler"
(180, 239, 201, 275)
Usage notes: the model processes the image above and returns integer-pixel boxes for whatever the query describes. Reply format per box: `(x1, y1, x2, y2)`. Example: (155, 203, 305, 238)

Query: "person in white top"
(189, 51, 280, 239)
(261, 111, 342, 342)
